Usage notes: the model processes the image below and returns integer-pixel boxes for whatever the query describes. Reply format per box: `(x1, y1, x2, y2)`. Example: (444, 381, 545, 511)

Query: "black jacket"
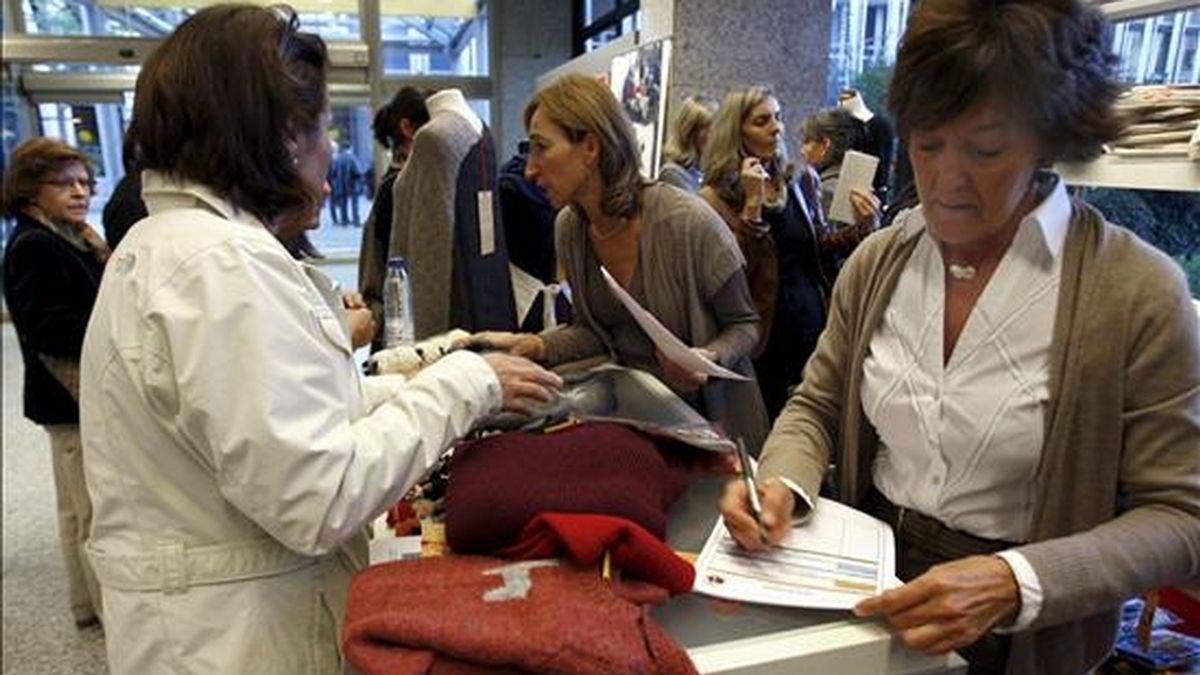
(102, 172, 148, 250)
(3, 212, 106, 424)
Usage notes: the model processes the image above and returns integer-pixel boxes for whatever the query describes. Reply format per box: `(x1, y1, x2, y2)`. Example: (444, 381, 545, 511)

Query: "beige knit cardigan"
(759, 198, 1200, 674)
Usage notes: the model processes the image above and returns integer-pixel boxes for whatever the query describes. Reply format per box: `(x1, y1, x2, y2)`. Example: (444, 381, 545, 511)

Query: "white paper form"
(368, 535, 422, 565)
(692, 497, 896, 610)
(829, 150, 880, 224)
(599, 266, 749, 381)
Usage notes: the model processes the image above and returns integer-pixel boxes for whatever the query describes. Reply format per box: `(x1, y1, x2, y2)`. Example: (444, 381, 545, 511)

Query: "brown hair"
(373, 86, 430, 151)
(523, 74, 644, 220)
(888, 0, 1122, 162)
(2, 137, 93, 217)
(801, 108, 866, 173)
(130, 4, 328, 224)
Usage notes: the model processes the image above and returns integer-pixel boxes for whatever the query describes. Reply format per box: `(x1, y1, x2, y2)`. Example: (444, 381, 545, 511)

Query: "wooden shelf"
(1057, 155, 1200, 192)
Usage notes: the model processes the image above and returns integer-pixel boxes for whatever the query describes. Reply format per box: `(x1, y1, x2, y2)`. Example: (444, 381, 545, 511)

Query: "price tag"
(478, 190, 495, 256)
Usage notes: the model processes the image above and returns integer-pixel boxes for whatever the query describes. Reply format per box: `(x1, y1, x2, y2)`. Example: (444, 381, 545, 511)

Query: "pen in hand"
(736, 439, 767, 543)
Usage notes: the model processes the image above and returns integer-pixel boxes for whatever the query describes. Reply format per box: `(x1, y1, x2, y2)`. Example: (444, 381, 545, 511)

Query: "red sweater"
(342, 555, 698, 675)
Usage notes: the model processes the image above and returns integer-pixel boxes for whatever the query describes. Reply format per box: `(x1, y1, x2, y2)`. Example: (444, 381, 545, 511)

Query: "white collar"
(897, 171, 1071, 262)
(426, 89, 483, 136)
(140, 170, 268, 232)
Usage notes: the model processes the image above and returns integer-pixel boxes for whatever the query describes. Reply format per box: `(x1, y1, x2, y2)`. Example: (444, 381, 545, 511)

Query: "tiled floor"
(0, 260, 361, 675)
(2, 322, 107, 674)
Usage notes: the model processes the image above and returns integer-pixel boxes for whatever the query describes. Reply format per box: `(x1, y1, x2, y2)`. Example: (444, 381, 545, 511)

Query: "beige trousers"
(46, 424, 102, 624)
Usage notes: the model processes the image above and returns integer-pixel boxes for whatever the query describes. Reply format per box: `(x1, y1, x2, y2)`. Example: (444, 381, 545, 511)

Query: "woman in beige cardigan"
(719, 1, 1200, 674)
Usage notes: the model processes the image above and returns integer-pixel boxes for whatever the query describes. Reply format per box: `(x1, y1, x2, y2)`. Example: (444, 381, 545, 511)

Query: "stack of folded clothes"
(344, 420, 709, 674)
(1110, 85, 1200, 160)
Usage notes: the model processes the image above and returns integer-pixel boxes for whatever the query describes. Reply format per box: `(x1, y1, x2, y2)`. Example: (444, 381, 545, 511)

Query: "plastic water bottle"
(383, 257, 414, 348)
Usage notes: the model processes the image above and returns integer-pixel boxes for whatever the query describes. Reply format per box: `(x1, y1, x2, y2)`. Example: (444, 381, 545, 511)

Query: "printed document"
(829, 150, 880, 224)
(600, 266, 749, 381)
(692, 497, 896, 610)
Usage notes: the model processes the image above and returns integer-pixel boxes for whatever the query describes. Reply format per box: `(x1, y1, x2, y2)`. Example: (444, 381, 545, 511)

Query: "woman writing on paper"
(718, 1, 1200, 674)
(468, 74, 769, 450)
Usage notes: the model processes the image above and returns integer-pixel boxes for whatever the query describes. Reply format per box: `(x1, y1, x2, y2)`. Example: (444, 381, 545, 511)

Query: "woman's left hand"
(342, 292, 376, 349)
(656, 347, 715, 393)
(345, 308, 376, 349)
(853, 555, 1020, 655)
(848, 188, 881, 232)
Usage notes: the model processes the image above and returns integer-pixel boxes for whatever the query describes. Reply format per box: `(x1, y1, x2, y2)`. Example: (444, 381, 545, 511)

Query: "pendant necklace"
(947, 263, 977, 281)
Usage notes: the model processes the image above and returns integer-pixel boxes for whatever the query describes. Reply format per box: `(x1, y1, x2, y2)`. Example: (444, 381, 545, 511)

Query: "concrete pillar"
(659, 0, 831, 160)
(492, 0, 572, 159)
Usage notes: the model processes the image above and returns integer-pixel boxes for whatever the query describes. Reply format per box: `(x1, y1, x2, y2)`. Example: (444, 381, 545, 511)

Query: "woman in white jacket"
(79, 6, 560, 674)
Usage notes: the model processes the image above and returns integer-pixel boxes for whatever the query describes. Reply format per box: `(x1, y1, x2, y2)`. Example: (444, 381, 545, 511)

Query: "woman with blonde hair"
(472, 74, 769, 451)
(658, 94, 717, 192)
(701, 86, 858, 418)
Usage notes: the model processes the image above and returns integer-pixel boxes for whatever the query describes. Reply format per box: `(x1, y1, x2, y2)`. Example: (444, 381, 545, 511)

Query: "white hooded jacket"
(80, 172, 501, 674)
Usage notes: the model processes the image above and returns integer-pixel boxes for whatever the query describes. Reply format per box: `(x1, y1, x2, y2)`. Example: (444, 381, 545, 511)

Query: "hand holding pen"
(718, 445, 796, 552)
(735, 439, 767, 542)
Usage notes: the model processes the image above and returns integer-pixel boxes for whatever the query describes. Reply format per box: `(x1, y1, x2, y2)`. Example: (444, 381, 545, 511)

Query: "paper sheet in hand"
(600, 266, 748, 381)
(691, 497, 896, 610)
(829, 150, 879, 224)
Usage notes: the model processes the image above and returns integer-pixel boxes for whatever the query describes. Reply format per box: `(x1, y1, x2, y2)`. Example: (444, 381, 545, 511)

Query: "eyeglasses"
(42, 176, 96, 193)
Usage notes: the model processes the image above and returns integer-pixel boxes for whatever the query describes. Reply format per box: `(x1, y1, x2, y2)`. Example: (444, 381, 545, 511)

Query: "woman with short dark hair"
(800, 106, 880, 263)
(3, 136, 107, 630)
(720, 2, 1199, 674)
(79, 6, 559, 673)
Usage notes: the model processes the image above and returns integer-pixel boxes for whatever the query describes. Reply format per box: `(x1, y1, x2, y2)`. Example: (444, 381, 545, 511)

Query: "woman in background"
(657, 94, 717, 193)
(700, 87, 833, 419)
(358, 85, 430, 351)
(800, 107, 880, 236)
(3, 137, 107, 628)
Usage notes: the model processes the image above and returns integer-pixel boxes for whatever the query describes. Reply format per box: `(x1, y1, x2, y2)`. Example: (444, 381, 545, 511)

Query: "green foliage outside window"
(1085, 189, 1200, 298)
(850, 61, 892, 119)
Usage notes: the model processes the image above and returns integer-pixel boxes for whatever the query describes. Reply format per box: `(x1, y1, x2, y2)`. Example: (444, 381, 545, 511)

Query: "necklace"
(947, 263, 977, 281)
(589, 217, 632, 241)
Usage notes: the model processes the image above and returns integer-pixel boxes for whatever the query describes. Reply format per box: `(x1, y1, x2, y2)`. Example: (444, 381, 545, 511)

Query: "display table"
(656, 474, 967, 675)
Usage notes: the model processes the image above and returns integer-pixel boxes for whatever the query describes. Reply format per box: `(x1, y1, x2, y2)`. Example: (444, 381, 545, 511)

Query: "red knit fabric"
(445, 422, 688, 554)
(388, 500, 421, 536)
(498, 513, 695, 596)
(341, 555, 699, 675)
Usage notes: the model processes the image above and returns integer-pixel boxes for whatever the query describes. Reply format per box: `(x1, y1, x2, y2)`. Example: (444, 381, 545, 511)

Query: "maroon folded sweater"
(342, 555, 698, 675)
(445, 422, 688, 554)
